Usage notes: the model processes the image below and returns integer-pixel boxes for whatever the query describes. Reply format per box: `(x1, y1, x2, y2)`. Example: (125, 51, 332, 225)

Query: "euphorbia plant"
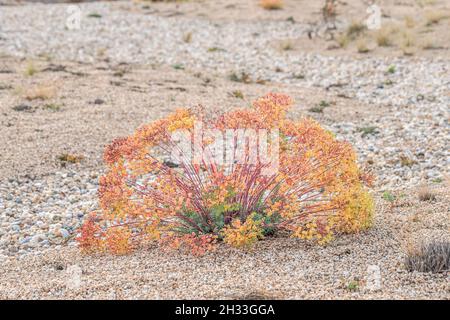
(78, 93, 374, 255)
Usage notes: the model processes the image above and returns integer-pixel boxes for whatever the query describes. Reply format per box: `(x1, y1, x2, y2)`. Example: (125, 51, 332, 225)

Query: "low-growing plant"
(78, 93, 374, 255)
(58, 153, 84, 165)
(375, 26, 392, 47)
(405, 241, 450, 273)
(387, 65, 396, 74)
(418, 186, 436, 202)
(43, 103, 61, 112)
(229, 72, 252, 84)
(356, 39, 370, 53)
(230, 90, 244, 99)
(24, 60, 37, 76)
(183, 32, 192, 43)
(357, 126, 378, 137)
(425, 10, 449, 26)
(346, 21, 366, 39)
(382, 190, 395, 202)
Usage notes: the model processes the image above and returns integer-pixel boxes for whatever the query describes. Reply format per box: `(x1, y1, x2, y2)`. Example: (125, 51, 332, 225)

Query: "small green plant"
(43, 103, 61, 112)
(229, 72, 252, 84)
(382, 191, 395, 202)
(87, 13, 102, 18)
(172, 64, 185, 70)
(336, 33, 350, 48)
(357, 126, 378, 137)
(25, 61, 37, 76)
(308, 100, 330, 113)
(346, 280, 359, 292)
(207, 47, 225, 53)
(231, 90, 244, 99)
(387, 65, 396, 74)
(431, 177, 443, 183)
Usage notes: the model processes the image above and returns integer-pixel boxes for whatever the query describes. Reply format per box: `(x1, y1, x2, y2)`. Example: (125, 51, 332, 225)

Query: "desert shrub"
(77, 93, 374, 255)
(405, 241, 450, 273)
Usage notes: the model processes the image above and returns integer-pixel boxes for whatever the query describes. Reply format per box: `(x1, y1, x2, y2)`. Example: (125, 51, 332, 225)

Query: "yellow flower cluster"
(221, 214, 264, 248)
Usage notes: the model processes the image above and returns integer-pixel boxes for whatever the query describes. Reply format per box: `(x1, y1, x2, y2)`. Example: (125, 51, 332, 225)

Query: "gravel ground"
(0, 1, 448, 299)
(0, 189, 449, 299)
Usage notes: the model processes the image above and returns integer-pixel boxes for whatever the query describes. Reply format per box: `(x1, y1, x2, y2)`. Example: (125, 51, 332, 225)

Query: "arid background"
(0, 0, 449, 299)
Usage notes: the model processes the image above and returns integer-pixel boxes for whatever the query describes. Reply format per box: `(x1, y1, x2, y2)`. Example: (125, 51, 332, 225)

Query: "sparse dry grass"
(418, 186, 437, 202)
(405, 241, 450, 273)
(24, 60, 37, 76)
(375, 26, 393, 47)
(346, 21, 366, 39)
(260, 0, 283, 10)
(183, 32, 192, 43)
(356, 39, 370, 53)
(24, 84, 56, 101)
(336, 33, 349, 48)
(425, 10, 449, 26)
(280, 40, 294, 51)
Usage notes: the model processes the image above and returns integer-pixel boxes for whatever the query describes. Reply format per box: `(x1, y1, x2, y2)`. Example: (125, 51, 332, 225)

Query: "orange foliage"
(77, 93, 374, 255)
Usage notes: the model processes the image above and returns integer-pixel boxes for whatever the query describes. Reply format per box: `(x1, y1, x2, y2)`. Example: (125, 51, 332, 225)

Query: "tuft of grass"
(42, 103, 61, 112)
(229, 72, 252, 84)
(346, 21, 366, 39)
(172, 64, 185, 70)
(425, 10, 449, 26)
(401, 31, 416, 48)
(346, 280, 359, 292)
(357, 126, 378, 137)
(399, 155, 417, 167)
(387, 65, 396, 74)
(404, 15, 416, 28)
(421, 39, 441, 50)
(356, 39, 370, 53)
(336, 33, 350, 48)
(260, 0, 283, 10)
(24, 60, 37, 76)
(308, 101, 330, 113)
(375, 27, 393, 47)
(183, 32, 192, 43)
(405, 241, 450, 273)
(280, 40, 294, 51)
(207, 47, 225, 53)
(418, 186, 437, 202)
(292, 73, 305, 79)
(24, 85, 56, 101)
(12, 104, 33, 112)
(382, 191, 396, 202)
(230, 90, 244, 99)
(87, 13, 102, 18)
(58, 153, 84, 166)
